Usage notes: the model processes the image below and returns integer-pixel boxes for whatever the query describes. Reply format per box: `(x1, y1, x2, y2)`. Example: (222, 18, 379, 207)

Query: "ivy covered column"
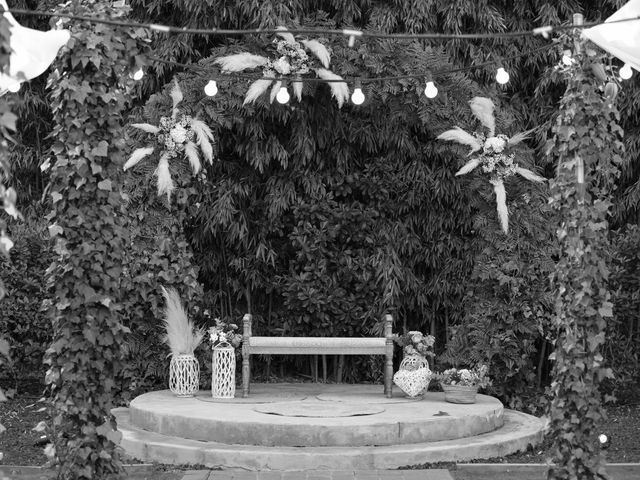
(546, 26, 624, 480)
(43, 2, 145, 478)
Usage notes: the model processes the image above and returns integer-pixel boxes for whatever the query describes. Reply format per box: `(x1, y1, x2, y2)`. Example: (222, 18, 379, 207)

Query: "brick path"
(182, 470, 454, 480)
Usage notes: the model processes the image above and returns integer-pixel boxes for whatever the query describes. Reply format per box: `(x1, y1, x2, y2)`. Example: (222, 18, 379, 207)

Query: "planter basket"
(442, 384, 478, 404)
(393, 354, 431, 398)
(169, 354, 200, 397)
(212, 345, 236, 398)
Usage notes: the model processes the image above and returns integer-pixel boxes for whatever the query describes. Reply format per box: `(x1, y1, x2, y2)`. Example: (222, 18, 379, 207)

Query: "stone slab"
(114, 408, 544, 471)
(128, 385, 504, 447)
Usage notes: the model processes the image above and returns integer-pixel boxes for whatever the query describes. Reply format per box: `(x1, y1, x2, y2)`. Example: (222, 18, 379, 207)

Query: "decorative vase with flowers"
(392, 331, 436, 397)
(161, 286, 205, 397)
(435, 365, 492, 404)
(209, 316, 243, 398)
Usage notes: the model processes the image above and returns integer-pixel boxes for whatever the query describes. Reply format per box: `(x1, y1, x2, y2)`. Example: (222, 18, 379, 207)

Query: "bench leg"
(384, 314, 394, 398)
(242, 314, 251, 398)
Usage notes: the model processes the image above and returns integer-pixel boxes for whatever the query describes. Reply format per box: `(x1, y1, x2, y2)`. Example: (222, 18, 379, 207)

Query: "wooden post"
(242, 314, 252, 397)
(384, 314, 394, 398)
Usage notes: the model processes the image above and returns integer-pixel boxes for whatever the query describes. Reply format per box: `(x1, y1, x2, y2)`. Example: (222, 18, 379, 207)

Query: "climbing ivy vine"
(545, 31, 624, 480)
(43, 1, 146, 478)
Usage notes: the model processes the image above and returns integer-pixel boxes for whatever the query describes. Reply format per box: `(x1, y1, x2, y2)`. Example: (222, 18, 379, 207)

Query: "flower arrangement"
(435, 365, 492, 389)
(160, 286, 205, 356)
(208, 316, 243, 349)
(214, 27, 349, 107)
(437, 97, 545, 233)
(123, 81, 214, 201)
(393, 331, 436, 358)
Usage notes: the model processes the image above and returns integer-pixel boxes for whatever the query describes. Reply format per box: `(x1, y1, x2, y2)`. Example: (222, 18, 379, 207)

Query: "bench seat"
(248, 336, 388, 355)
(241, 314, 395, 398)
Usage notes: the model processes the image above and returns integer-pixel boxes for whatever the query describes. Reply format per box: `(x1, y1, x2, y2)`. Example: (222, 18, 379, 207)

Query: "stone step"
(127, 387, 504, 447)
(114, 408, 545, 471)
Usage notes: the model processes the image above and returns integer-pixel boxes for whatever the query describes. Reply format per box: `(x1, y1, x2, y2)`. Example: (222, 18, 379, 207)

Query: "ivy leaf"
(598, 302, 613, 317)
(91, 141, 109, 157)
(97, 179, 112, 191)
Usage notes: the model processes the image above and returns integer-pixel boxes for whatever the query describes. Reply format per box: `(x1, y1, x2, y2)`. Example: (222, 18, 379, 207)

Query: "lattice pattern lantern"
(169, 354, 200, 397)
(393, 354, 432, 398)
(212, 346, 236, 398)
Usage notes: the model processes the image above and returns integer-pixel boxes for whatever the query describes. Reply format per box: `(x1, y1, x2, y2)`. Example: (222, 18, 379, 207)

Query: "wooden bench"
(241, 314, 395, 398)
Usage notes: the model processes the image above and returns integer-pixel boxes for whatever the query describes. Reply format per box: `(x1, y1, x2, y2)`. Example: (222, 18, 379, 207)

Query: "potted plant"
(161, 286, 205, 397)
(434, 365, 492, 404)
(392, 331, 435, 398)
(208, 316, 243, 398)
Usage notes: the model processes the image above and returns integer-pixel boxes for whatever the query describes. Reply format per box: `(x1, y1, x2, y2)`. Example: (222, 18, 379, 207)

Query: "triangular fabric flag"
(0, 0, 71, 91)
(582, 0, 640, 73)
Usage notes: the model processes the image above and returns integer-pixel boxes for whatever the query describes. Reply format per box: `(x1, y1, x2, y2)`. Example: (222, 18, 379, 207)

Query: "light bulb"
(7, 82, 21, 93)
(424, 81, 438, 98)
(276, 85, 290, 104)
(620, 63, 633, 80)
(496, 67, 510, 85)
(598, 434, 608, 444)
(132, 68, 144, 81)
(351, 87, 365, 105)
(204, 80, 218, 96)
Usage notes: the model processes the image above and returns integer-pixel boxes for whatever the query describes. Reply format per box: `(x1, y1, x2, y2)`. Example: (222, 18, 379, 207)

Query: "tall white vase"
(212, 346, 236, 398)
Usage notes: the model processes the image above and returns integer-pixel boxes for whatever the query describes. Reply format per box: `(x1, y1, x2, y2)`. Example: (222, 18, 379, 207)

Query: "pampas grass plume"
(124, 147, 154, 171)
(301, 39, 330, 68)
(455, 158, 482, 176)
(184, 141, 201, 174)
(131, 123, 160, 134)
(315, 68, 349, 108)
(491, 179, 509, 234)
(275, 26, 296, 45)
(155, 153, 175, 202)
(161, 286, 205, 356)
(215, 53, 268, 72)
(244, 78, 273, 105)
(469, 97, 496, 137)
(437, 127, 482, 154)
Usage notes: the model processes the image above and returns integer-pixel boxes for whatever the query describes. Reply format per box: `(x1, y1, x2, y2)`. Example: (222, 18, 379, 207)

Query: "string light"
(496, 67, 510, 85)
(276, 82, 290, 104)
(131, 68, 144, 81)
(424, 80, 438, 99)
(204, 80, 218, 96)
(351, 79, 365, 105)
(598, 433, 610, 449)
(7, 82, 21, 93)
(620, 63, 633, 80)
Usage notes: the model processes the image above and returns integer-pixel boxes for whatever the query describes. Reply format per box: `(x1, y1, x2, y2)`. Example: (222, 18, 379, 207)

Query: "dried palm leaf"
(437, 127, 482, 154)
(315, 68, 349, 108)
(469, 97, 496, 137)
(184, 141, 201, 174)
(275, 26, 296, 45)
(455, 158, 482, 176)
(124, 146, 154, 171)
(244, 78, 274, 105)
(491, 178, 509, 234)
(155, 153, 174, 202)
(508, 128, 535, 146)
(301, 39, 330, 68)
(131, 123, 160, 134)
(214, 52, 268, 72)
(515, 167, 545, 183)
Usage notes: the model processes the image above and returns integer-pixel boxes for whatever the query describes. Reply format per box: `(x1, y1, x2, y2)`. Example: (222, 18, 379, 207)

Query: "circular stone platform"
(128, 383, 505, 447)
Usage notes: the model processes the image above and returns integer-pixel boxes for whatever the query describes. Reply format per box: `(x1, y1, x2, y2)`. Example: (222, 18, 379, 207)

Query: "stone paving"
(181, 470, 454, 480)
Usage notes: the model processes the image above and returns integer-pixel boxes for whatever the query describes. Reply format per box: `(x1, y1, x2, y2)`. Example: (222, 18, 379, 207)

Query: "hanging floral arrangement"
(123, 81, 214, 201)
(437, 97, 545, 233)
(214, 27, 349, 107)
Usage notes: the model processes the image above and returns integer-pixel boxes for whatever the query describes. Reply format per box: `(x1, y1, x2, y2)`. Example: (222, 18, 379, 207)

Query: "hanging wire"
(5, 8, 640, 41)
